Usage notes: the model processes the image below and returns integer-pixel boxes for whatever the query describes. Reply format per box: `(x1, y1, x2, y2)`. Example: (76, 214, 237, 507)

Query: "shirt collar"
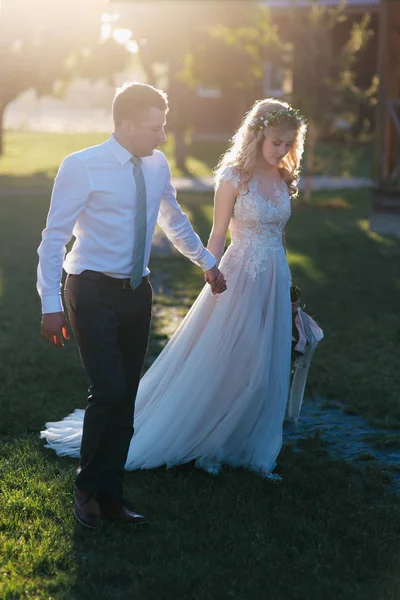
(107, 134, 133, 166)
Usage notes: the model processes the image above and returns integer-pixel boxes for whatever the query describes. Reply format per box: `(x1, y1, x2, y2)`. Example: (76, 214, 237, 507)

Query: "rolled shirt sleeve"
(37, 154, 91, 314)
(157, 161, 216, 272)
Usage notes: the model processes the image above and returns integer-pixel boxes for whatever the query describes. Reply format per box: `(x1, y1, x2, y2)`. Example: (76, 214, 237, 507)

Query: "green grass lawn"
(0, 131, 216, 185)
(1, 137, 400, 599)
(0, 130, 374, 185)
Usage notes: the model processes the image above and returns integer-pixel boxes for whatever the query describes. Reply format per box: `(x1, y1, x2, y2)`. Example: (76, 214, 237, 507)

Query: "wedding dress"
(41, 167, 293, 476)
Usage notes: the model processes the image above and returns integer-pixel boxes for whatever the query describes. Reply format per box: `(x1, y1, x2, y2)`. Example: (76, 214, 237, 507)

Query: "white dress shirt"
(37, 135, 216, 314)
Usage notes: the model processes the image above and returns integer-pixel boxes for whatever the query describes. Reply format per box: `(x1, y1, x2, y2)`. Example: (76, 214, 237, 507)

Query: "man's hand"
(205, 266, 227, 295)
(41, 312, 70, 347)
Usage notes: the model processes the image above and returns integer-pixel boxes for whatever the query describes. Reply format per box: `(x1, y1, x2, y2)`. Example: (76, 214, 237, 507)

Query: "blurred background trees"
(1, 0, 379, 193)
(0, 0, 130, 155)
(118, 0, 377, 185)
(117, 1, 256, 170)
(281, 1, 376, 201)
(180, 1, 376, 199)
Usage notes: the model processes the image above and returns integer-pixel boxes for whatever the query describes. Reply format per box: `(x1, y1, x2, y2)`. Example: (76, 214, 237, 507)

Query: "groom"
(37, 82, 226, 529)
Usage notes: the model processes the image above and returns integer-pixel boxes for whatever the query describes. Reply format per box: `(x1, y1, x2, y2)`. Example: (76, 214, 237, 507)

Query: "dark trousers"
(64, 271, 152, 499)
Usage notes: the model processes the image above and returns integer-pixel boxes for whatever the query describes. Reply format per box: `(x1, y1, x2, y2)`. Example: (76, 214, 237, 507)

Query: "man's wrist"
(201, 250, 216, 272)
(41, 295, 63, 314)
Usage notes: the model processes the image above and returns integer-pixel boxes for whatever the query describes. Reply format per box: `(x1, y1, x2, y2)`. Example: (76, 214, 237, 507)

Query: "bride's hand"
(205, 266, 227, 295)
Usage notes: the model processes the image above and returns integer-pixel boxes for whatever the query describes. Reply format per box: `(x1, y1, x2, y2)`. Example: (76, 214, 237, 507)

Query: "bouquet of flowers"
(286, 285, 324, 425)
(290, 284, 302, 363)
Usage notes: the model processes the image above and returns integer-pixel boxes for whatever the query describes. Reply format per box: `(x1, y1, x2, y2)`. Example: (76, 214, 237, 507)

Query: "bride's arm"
(207, 180, 237, 267)
(282, 229, 287, 254)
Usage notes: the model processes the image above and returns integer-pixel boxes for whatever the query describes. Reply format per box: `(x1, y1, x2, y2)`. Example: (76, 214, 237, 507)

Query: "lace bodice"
(219, 167, 292, 280)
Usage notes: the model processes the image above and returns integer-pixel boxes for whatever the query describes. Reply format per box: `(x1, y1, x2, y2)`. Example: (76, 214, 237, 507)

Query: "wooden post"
(372, 0, 400, 212)
(375, 0, 400, 186)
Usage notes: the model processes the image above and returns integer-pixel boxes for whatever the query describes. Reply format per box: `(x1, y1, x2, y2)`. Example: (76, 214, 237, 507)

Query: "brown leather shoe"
(73, 486, 102, 529)
(98, 496, 149, 526)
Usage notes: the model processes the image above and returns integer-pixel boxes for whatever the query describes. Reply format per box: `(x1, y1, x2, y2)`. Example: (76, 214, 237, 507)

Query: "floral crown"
(248, 107, 307, 134)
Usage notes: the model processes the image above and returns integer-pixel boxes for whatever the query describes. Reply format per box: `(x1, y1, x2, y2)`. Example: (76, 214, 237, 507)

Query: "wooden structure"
(261, 0, 379, 11)
(373, 0, 400, 210)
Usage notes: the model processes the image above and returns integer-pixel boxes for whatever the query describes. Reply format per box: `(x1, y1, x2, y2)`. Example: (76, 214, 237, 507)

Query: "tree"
(115, 1, 256, 170)
(283, 0, 375, 202)
(177, 1, 375, 200)
(181, 5, 287, 124)
(0, 0, 130, 155)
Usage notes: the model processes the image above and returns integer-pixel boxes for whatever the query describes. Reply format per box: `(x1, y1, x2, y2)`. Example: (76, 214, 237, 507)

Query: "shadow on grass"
(0, 171, 54, 191)
(1, 434, 400, 599)
(1, 181, 400, 598)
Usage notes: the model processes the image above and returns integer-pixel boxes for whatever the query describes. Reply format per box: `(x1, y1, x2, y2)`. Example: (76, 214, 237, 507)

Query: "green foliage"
(180, 6, 286, 92)
(118, 1, 253, 86)
(178, 1, 375, 136)
(282, 1, 376, 201)
(287, 1, 376, 134)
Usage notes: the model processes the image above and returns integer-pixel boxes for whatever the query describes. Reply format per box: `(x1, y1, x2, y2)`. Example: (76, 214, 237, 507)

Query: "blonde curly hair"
(214, 98, 307, 198)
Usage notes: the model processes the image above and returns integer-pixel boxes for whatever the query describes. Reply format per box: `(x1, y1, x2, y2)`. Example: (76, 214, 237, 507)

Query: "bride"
(42, 98, 307, 480)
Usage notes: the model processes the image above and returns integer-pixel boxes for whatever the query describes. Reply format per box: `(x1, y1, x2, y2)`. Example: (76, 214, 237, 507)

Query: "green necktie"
(130, 156, 147, 290)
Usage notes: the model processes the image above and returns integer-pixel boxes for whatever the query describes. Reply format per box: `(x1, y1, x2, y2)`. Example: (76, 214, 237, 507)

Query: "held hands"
(41, 312, 70, 347)
(205, 266, 227, 295)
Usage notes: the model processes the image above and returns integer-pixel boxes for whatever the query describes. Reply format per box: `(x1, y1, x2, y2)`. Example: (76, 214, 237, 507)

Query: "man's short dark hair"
(112, 82, 169, 126)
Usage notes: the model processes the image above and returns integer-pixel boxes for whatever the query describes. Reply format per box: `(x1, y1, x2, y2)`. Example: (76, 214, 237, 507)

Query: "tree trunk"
(303, 121, 317, 204)
(234, 92, 248, 131)
(138, 49, 157, 87)
(168, 56, 191, 174)
(174, 129, 188, 173)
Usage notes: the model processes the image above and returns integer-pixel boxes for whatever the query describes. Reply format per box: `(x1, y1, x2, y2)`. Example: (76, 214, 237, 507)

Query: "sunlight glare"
(357, 219, 396, 246)
(287, 250, 325, 282)
(126, 40, 139, 54)
(100, 23, 111, 41)
(102, 13, 120, 23)
(113, 28, 132, 45)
